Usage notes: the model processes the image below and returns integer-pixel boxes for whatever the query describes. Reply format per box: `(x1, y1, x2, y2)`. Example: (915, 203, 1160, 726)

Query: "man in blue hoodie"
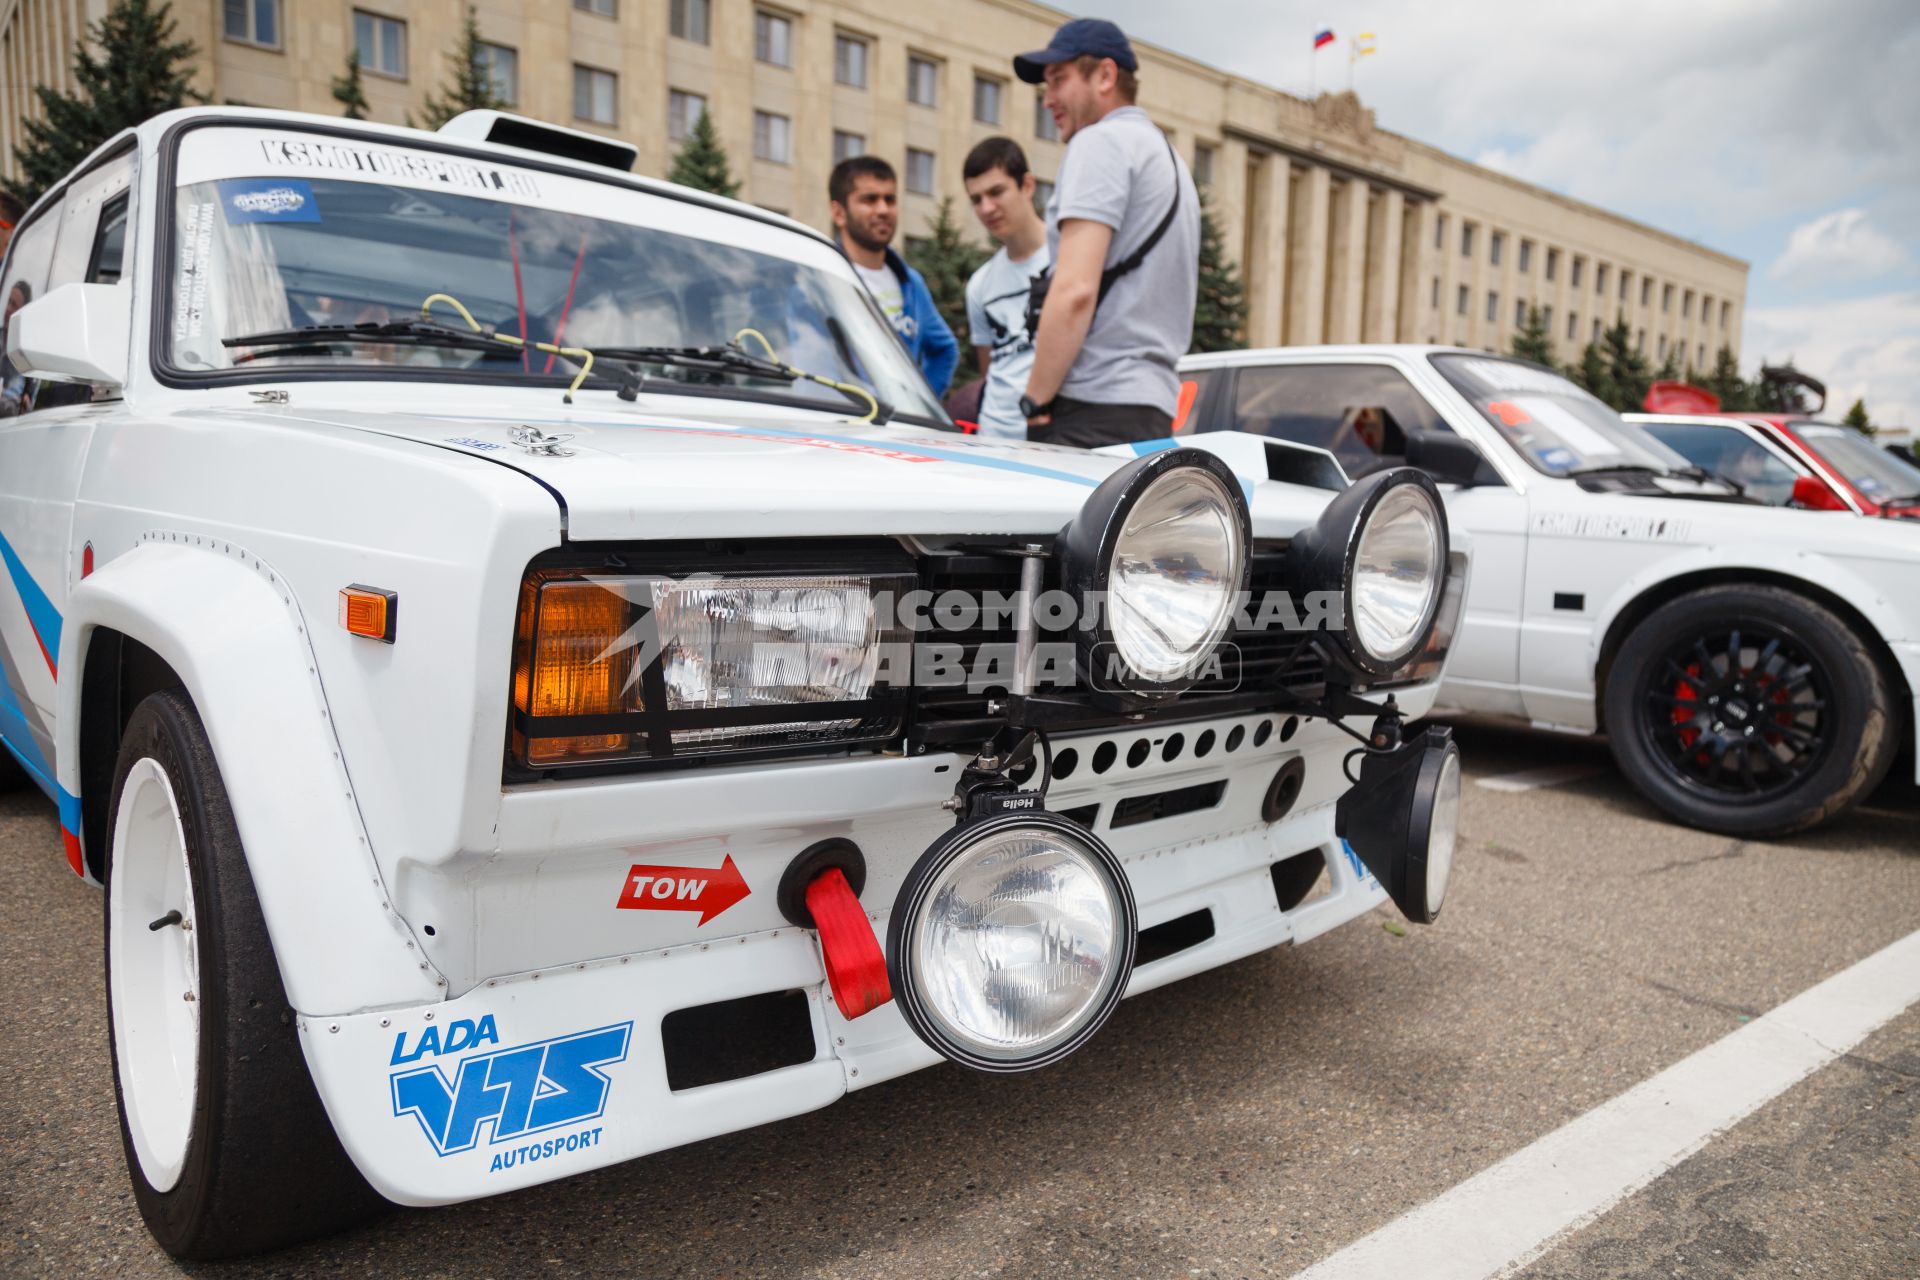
(829, 156, 958, 396)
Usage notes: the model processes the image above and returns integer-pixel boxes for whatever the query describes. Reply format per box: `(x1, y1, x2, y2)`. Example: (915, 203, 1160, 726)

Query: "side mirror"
(5, 282, 130, 388)
(1790, 475, 1847, 512)
(1405, 430, 1501, 487)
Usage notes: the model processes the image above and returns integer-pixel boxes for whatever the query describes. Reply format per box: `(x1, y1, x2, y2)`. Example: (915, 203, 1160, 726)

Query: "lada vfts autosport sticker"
(389, 1018, 632, 1174)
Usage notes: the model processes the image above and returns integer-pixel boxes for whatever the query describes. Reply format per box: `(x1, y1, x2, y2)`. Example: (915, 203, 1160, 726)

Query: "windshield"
(1795, 425, 1920, 501)
(1639, 421, 1800, 506)
(162, 126, 946, 421)
(1430, 354, 1689, 476)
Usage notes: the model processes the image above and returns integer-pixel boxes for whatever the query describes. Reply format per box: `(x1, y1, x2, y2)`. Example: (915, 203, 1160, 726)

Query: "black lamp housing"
(1054, 448, 1253, 710)
(1334, 725, 1460, 924)
(886, 808, 1139, 1073)
(1283, 467, 1449, 679)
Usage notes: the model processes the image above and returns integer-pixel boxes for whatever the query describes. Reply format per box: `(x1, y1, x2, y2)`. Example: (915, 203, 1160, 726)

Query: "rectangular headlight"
(510, 569, 913, 769)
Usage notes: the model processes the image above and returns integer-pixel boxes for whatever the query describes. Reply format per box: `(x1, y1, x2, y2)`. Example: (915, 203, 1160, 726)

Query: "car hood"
(248, 401, 1342, 541)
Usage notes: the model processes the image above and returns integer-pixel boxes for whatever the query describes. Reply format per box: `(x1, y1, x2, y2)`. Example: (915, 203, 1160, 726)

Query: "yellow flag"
(1352, 32, 1378, 59)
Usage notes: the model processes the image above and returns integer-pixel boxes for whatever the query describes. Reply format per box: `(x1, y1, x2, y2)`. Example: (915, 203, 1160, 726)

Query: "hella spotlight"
(1285, 468, 1448, 678)
(887, 811, 1138, 1072)
(1056, 449, 1251, 706)
(1334, 725, 1461, 924)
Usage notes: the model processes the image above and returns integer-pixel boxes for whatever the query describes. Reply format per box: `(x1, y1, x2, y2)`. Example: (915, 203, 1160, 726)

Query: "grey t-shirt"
(1045, 105, 1200, 414)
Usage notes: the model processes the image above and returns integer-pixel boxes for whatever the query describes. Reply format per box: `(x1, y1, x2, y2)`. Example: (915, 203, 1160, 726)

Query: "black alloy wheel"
(1603, 584, 1896, 837)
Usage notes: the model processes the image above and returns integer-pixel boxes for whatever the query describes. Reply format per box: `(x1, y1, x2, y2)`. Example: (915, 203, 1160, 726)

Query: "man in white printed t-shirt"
(960, 138, 1052, 440)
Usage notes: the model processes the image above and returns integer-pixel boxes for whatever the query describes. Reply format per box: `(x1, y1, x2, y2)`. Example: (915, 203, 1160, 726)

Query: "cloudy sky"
(1070, 0, 1920, 427)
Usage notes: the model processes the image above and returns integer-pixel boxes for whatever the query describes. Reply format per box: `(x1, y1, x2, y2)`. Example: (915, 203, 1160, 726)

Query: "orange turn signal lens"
(511, 575, 644, 766)
(339, 585, 397, 643)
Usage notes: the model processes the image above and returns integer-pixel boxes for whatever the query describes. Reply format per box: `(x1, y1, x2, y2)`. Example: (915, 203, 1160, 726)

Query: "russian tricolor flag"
(1313, 28, 1335, 49)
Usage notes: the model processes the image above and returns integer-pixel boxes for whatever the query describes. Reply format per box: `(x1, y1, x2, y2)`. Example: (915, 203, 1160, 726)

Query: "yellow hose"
(421, 293, 596, 403)
(731, 327, 879, 423)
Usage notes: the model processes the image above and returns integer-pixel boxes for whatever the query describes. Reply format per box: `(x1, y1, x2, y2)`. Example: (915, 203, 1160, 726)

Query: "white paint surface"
(1291, 927, 1920, 1280)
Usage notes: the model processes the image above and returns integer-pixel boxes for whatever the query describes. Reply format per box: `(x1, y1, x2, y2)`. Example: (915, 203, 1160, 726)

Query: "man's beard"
(845, 219, 892, 254)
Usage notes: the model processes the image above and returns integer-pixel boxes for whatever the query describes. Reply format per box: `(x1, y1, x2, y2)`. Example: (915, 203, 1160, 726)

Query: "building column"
(1284, 164, 1330, 346)
(1242, 150, 1290, 348)
(1323, 176, 1368, 343)
(1363, 186, 1404, 342)
(1395, 199, 1433, 341)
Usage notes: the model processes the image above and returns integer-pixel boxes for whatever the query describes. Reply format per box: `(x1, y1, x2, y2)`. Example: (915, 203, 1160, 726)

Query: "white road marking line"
(1291, 927, 1920, 1280)
(1473, 764, 1606, 792)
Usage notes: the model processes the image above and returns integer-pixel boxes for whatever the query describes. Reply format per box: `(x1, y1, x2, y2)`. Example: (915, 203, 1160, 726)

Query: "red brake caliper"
(1673, 663, 1701, 752)
(804, 868, 892, 1019)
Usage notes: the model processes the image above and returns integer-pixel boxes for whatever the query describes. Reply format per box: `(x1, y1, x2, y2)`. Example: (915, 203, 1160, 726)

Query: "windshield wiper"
(593, 342, 893, 424)
(223, 319, 526, 361)
(1567, 462, 1738, 492)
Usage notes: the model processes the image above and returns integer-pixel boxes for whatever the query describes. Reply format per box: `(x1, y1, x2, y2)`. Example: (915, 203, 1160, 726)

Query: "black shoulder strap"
(1096, 135, 1183, 303)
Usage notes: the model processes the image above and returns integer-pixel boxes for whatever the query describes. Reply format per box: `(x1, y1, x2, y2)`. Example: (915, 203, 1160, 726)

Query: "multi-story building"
(3, 0, 1747, 367)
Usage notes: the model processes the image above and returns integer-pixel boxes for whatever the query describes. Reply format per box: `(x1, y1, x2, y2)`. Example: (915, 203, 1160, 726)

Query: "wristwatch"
(1019, 394, 1054, 419)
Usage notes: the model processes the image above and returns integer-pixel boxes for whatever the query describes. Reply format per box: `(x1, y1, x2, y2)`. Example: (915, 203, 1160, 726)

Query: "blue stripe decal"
(1129, 437, 1179, 456)
(424, 415, 1102, 488)
(0, 528, 62, 663)
(57, 783, 81, 831)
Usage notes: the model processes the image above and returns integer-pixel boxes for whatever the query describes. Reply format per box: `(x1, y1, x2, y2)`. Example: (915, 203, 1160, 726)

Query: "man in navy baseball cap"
(1013, 17, 1138, 86)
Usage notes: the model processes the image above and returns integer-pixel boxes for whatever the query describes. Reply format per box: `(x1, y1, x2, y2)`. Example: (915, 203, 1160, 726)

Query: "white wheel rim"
(108, 758, 201, 1192)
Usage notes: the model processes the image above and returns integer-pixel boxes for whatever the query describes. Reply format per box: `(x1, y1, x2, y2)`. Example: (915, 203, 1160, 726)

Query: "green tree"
(1840, 398, 1872, 434)
(666, 109, 740, 199)
(902, 197, 990, 382)
(1189, 188, 1247, 353)
(1570, 341, 1616, 407)
(1600, 320, 1651, 412)
(1652, 350, 1682, 382)
(1509, 304, 1555, 368)
(419, 5, 505, 129)
(331, 49, 370, 120)
(1699, 345, 1750, 411)
(2, 0, 199, 207)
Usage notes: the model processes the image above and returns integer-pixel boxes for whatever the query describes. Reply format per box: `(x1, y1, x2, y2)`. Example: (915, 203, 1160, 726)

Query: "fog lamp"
(1334, 725, 1461, 924)
(887, 811, 1138, 1072)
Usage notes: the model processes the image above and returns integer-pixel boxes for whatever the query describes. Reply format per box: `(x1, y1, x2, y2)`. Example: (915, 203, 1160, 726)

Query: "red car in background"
(1644, 374, 1920, 521)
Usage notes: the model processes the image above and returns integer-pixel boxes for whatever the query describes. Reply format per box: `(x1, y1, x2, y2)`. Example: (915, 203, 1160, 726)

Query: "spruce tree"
(1189, 189, 1247, 353)
(332, 49, 370, 120)
(1509, 304, 1555, 368)
(2, 0, 198, 207)
(1653, 350, 1682, 382)
(1699, 345, 1749, 411)
(1840, 398, 1872, 434)
(902, 197, 989, 382)
(667, 109, 740, 199)
(420, 5, 504, 129)
(1601, 320, 1651, 412)
(1571, 341, 1616, 408)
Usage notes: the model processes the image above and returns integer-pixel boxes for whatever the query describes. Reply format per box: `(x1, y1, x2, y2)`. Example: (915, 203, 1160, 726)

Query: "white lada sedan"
(0, 109, 1467, 1258)
(1180, 346, 1920, 838)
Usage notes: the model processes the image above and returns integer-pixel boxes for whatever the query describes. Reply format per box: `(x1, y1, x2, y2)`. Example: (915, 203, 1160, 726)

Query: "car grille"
(909, 543, 1326, 750)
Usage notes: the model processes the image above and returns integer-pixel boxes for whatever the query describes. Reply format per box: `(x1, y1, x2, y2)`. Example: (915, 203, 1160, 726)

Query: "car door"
(0, 150, 135, 787)
(1211, 358, 1530, 715)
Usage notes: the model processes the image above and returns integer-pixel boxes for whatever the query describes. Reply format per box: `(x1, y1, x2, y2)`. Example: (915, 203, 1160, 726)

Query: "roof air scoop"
(437, 110, 638, 172)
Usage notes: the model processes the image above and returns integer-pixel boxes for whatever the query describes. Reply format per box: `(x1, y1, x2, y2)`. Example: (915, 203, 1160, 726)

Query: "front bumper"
(299, 710, 1396, 1205)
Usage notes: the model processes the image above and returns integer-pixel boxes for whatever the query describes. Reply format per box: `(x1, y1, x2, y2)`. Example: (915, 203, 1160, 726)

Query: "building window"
(834, 33, 868, 87)
(1641, 278, 1652, 306)
(1620, 270, 1631, 301)
(1657, 335, 1667, 359)
(476, 42, 517, 105)
(1720, 301, 1730, 328)
(1431, 277, 1440, 308)
(1542, 305, 1553, 331)
(223, 0, 280, 48)
(908, 55, 939, 107)
(833, 130, 866, 163)
(1034, 93, 1060, 141)
(1571, 257, 1584, 289)
(1490, 232, 1503, 266)
(669, 0, 707, 42)
(1568, 311, 1578, 340)
(1461, 222, 1475, 257)
(1032, 178, 1054, 214)
(1456, 284, 1469, 316)
(1518, 239, 1532, 273)
(753, 110, 792, 163)
(1662, 283, 1673, 312)
(1514, 298, 1526, 327)
(1435, 215, 1447, 250)
(1593, 317, 1602, 342)
(905, 147, 935, 194)
(1701, 294, 1713, 325)
(1595, 264, 1607, 296)
(667, 89, 706, 141)
(755, 11, 793, 67)
(573, 64, 616, 124)
(1487, 291, 1499, 323)
(1545, 248, 1559, 281)
(1698, 343, 1706, 367)
(1636, 329, 1645, 352)
(576, 0, 616, 15)
(973, 75, 1003, 124)
(353, 10, 406, 78)
(1682, 289, 1694, 319)
(1193, 143, 1215, 188)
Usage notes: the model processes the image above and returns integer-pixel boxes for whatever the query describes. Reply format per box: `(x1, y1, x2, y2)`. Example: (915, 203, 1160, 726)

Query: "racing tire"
(104, 690, 387, 1259)
(1602, 585, 1895, 838)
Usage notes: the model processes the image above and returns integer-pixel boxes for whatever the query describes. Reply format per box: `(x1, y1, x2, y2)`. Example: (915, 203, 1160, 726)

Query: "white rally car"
(0, 109, 1468, 1258)
(1180, 346, 1920, 837)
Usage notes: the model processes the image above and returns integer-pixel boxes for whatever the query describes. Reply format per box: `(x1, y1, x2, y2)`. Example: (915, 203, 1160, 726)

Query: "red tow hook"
(804, 868, 892, 1019)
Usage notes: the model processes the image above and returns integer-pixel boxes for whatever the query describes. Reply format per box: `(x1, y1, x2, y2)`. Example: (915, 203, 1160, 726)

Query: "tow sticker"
(615, 853, 750, 925)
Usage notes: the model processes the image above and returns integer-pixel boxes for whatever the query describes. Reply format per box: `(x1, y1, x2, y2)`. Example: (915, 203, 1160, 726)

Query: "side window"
(1, 205, 62, 418)
(48, 150, 135, 289)
(87, 192, 131, 285)
(1178, 367, 1227, 433)
(1648, 424, 1800, 507)
(1230, 363, 1448, 475)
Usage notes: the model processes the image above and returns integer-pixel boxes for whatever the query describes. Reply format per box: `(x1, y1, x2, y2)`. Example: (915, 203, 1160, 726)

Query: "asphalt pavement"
(1, 718, 1915, 1279)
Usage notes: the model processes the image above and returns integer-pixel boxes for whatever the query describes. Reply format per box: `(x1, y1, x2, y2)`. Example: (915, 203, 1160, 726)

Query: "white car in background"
(1180, 346, 1920, 838)
(0, 108, 1468, 1259)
